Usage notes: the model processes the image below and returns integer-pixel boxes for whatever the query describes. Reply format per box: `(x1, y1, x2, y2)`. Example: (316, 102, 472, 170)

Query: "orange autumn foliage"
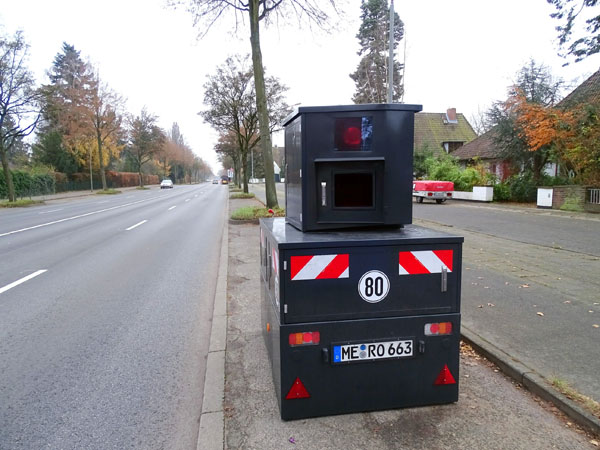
(508, 91, 575, 152)
(508, 89, 600, 184)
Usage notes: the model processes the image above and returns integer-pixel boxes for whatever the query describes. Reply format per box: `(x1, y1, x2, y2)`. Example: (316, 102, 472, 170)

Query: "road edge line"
(197, 196, 229, 450)
(461, 325, 600, 436)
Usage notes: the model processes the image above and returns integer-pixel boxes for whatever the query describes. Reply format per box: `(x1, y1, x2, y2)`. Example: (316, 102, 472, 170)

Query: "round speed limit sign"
(358, 270, 390, 303)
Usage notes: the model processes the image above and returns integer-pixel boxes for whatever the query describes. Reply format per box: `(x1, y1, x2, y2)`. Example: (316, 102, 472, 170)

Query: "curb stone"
(461, 326, 600, 436)
(197, 198, 229, 450)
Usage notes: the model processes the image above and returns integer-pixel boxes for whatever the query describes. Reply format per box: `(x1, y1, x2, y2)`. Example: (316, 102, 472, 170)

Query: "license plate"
(333, 339, 413, 364)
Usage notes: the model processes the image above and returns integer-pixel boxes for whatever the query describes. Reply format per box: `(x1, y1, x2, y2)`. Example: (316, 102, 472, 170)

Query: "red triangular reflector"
(285, 377, 310, 399)
(434, 364, 456, 385)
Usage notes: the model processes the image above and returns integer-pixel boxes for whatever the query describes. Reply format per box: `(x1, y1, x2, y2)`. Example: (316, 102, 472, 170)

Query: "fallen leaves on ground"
(519, 284, 530, 288)
(537, 312, 545, 317)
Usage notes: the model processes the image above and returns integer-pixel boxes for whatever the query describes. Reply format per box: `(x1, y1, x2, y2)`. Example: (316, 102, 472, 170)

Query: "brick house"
(452, 68, 600, 181)
(451, 130, 516, 181)
(414, 108, 477, 155)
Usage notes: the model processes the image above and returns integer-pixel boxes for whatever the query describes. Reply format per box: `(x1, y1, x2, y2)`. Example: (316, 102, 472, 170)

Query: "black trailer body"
(283, 104, 422, 232)
(260, 218, 463, 420)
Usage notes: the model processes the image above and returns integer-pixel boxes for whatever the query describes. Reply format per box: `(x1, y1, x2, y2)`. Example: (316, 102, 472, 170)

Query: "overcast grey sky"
(2, 0, 599, 173)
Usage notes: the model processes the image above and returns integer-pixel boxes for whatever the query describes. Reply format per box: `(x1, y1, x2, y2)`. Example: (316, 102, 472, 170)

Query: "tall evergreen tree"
(36, 43, 96, 173)
(350, 0, 404, 104)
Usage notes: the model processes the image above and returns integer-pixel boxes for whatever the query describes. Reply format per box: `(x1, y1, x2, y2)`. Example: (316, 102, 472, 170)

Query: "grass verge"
(229, 192, 255, 199)
(231, 206, 285, 220)
(96, 189, 121, 195)
(136, 186, 150, 190)
(0, 199, 44, 208)
(551, 377, 600, 418)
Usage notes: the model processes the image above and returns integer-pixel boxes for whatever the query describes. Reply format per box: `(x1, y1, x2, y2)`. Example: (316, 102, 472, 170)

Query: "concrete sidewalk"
(213, 196, 598, 450)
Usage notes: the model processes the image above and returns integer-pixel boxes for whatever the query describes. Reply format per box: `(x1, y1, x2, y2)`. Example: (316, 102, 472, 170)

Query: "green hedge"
(0, 169, 55, 199)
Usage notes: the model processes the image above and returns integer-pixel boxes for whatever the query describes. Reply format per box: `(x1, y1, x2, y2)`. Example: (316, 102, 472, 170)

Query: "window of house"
(443, 141, 464, 153)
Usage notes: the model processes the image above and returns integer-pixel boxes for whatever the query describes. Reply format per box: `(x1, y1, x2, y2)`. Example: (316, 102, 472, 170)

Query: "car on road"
(212, 178, 219, 184)
(160, 179, 174, 189)
(413, 180, 453, 204)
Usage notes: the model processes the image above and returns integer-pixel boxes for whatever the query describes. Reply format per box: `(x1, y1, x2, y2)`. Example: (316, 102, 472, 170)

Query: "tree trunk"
(532, 151, 547, 184)
(233, 159, 240, 187)
(242, 150, 249, 193)
(1, 148, 16, 202)
(89, 147, 94, 192)
(248, 0, 278, 208)
(138, 168, 144, 187)
(97, 129, 107, 190)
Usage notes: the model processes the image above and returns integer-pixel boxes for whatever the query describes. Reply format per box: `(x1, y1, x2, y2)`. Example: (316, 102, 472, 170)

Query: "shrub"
(493, 182, 511, 201)
(456, 167, 483, 191)
(0, 168, 55, 199)
(507, 172, 537, 202)
(422, 154, 490, 191)
(231, 206, 285, 220)
(413, 145, 435, 178)
(230, 192, 255, 199)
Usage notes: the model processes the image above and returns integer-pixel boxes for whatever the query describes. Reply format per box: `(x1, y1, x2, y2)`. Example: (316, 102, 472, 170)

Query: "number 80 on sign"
(358, 270, 390, 303)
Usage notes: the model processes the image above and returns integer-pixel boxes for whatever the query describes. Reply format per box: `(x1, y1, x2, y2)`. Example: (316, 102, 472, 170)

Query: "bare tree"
(201, 55, 288, 193)
(0, 31, 41, 202)
(126, 108, 165, 187)
(89, 75, 125, 190)
(179, 0, 340, 207)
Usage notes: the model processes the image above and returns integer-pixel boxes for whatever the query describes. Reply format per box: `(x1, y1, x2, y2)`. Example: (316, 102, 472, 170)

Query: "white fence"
(589, 188, 600, 205)
(452, 186, 494, 202)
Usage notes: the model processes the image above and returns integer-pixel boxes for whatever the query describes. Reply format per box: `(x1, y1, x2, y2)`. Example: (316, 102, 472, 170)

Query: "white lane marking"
(96, 201, 109, 204)
(168, 206, 177, 211)
(185, 198, 191, 202)
(39, 209, 63, 215)
(126, 220, 147, 231)
(0, 197, 157, 238)
(0, 270, 47, 295)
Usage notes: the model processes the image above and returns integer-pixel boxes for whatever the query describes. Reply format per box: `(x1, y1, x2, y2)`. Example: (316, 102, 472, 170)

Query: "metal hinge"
(299, 169, 302, 178)
(284, 304, 288, 314)
(441, 267, 448, 292)
(284, 261, 287, 271)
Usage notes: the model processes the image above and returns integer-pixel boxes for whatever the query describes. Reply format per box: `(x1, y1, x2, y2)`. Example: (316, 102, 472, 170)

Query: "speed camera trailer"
(260, 219, 463, 420)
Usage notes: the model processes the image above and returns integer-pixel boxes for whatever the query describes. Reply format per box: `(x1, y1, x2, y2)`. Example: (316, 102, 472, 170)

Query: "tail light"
(424, 322, 453, 336)
(289, 331, 320, 346)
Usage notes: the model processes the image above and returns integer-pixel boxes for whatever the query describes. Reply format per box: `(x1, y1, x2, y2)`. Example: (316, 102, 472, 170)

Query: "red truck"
(413, 180, 454, 204)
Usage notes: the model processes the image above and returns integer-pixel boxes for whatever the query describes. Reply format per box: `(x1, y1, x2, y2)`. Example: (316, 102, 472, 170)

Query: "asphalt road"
(413, 200, 600, 404)
(0, 183, 227, 450)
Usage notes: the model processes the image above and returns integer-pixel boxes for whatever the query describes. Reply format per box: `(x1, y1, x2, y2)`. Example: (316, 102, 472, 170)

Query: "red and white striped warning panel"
(399, 250, 453, 275)
(290, 254, 349, 281)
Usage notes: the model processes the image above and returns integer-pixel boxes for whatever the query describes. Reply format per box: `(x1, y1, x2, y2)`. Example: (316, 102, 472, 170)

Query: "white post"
(387, 0, 395, 103)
